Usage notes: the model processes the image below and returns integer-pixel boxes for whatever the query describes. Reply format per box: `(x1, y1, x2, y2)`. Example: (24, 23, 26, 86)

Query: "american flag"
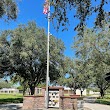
(43, 0, 49, 14)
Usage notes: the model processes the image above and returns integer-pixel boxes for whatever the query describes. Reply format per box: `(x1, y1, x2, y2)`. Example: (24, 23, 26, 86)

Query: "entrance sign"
(48, 90, 59, 108)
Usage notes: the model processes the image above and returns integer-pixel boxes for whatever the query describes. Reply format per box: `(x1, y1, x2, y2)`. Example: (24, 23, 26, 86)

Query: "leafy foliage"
(0, 0, 18, 20)
(57, 57, 91, 95)
(0, 31, 12, 78)
(0, 21, 65, 95)
(11, 75, 28, 95)
(0, 80, 12, 89)
(95, 99, 110, 105)
(73, 23, 110, 97)
(50, 0, 110, 34)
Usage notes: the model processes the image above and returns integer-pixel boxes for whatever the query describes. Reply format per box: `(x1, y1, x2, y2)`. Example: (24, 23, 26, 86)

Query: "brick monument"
(23, 86, 82, 110)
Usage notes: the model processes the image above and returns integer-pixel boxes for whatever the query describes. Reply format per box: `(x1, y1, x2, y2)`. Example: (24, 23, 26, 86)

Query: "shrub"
(95, 99, 110, 105)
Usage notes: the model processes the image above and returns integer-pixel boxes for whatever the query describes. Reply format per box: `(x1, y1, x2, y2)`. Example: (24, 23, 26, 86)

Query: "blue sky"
(0, 0, 77, 58)
(1, 0, 110, 85)
(0, 0, 110, 58)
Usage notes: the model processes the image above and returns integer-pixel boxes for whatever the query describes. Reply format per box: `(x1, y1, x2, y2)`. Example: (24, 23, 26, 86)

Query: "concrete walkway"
(84, 103, 110, 110)
(0, 103, 23, 110)
(0, 103, 110, 110)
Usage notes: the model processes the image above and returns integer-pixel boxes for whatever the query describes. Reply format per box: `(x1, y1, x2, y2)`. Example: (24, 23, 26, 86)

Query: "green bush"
(0, 98, 23, 104)
(104, 95, 110, 99)
(95, 99, 110, 105)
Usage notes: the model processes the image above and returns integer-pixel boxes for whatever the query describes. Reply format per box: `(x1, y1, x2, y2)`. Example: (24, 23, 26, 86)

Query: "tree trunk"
(100, 88, 105, 98)
(23, 88, 25, 96)
(72, 89, 76, 94)
(29, 84, 35, 95)
(80, 90, 83, 96)
(23, 85, 27, 96)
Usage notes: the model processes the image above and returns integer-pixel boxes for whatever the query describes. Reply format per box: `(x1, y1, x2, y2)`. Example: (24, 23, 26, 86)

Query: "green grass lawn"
(0, 94, 23, 104)
(104, 94, 110, 99)
(95, 99, 110, 105)
(95, 94, 110, 105)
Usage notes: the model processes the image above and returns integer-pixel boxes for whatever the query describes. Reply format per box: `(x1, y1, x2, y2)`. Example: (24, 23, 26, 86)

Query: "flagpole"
(46, 2, 50, 109)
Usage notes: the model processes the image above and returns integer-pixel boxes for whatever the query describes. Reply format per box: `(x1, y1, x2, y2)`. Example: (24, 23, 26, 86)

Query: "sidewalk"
(0, 103, 23, 110)
(0, 103, 110, 110)
(84, 103, 110, 110)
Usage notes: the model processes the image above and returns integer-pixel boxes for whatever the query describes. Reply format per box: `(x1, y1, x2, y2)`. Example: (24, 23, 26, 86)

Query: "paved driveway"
(0, 103, 23, 110)
(0, 103, 110, 110)
(84, 103, 110, 110)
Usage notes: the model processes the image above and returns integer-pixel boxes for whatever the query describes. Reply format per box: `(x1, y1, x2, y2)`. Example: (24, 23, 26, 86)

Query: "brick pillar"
(59, 88, 64, 96)
(71, 98, 77, 110)
(23, 96, 35, 110)
(70, 95, 80, 110)
(42, 88, 45, 96)
(58, 87, 64, 109)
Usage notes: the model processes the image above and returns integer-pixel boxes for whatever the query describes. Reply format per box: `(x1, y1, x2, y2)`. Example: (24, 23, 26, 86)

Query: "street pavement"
(84, 103, 110, 110)
(0, 103, 23, 110)
(0, 103, 110, 110)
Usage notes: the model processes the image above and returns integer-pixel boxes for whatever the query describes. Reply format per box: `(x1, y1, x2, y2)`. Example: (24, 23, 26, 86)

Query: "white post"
(45, 3, 50, 109)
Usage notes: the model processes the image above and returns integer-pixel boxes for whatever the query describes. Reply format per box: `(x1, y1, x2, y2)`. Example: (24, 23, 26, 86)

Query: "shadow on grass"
(0, 98, 23, 104)
(95, 99, 110, 105)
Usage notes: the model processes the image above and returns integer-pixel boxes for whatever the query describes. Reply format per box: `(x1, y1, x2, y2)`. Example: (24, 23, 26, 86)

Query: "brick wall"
(23, 95, 45, 110)
(60, 96, 78, 110)
(23, 87, 80, 110)
(33, 96, 45, 109)
(60, 97, 72, 109)
(23, 96, 35, 110)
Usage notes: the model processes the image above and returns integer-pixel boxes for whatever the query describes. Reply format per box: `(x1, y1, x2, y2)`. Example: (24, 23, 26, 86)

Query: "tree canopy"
(73, 23, 110, 97)
(0, 79, 12, 89)
(0, 0, 17, 20)
(57, 57, 91, 95)
(58, 23, 110, 97)
(0, 21, 65, 95)
(50, 0, 110, 34)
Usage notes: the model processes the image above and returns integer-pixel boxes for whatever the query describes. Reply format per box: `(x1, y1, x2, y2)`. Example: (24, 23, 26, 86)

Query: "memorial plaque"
(48, 90, 59, 108)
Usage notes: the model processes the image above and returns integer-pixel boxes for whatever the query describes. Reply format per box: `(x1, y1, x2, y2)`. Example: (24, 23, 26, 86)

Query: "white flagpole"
(45, 1, 50, 109)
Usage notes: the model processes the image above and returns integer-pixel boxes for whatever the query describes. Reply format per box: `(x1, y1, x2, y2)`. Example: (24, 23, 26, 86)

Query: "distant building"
(26, 87, 97, 96)
(63, 87, 87, 95)
(25, 87, 42, 95)
(34, 87, 87, 96)
(0, 88, 19, 94)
